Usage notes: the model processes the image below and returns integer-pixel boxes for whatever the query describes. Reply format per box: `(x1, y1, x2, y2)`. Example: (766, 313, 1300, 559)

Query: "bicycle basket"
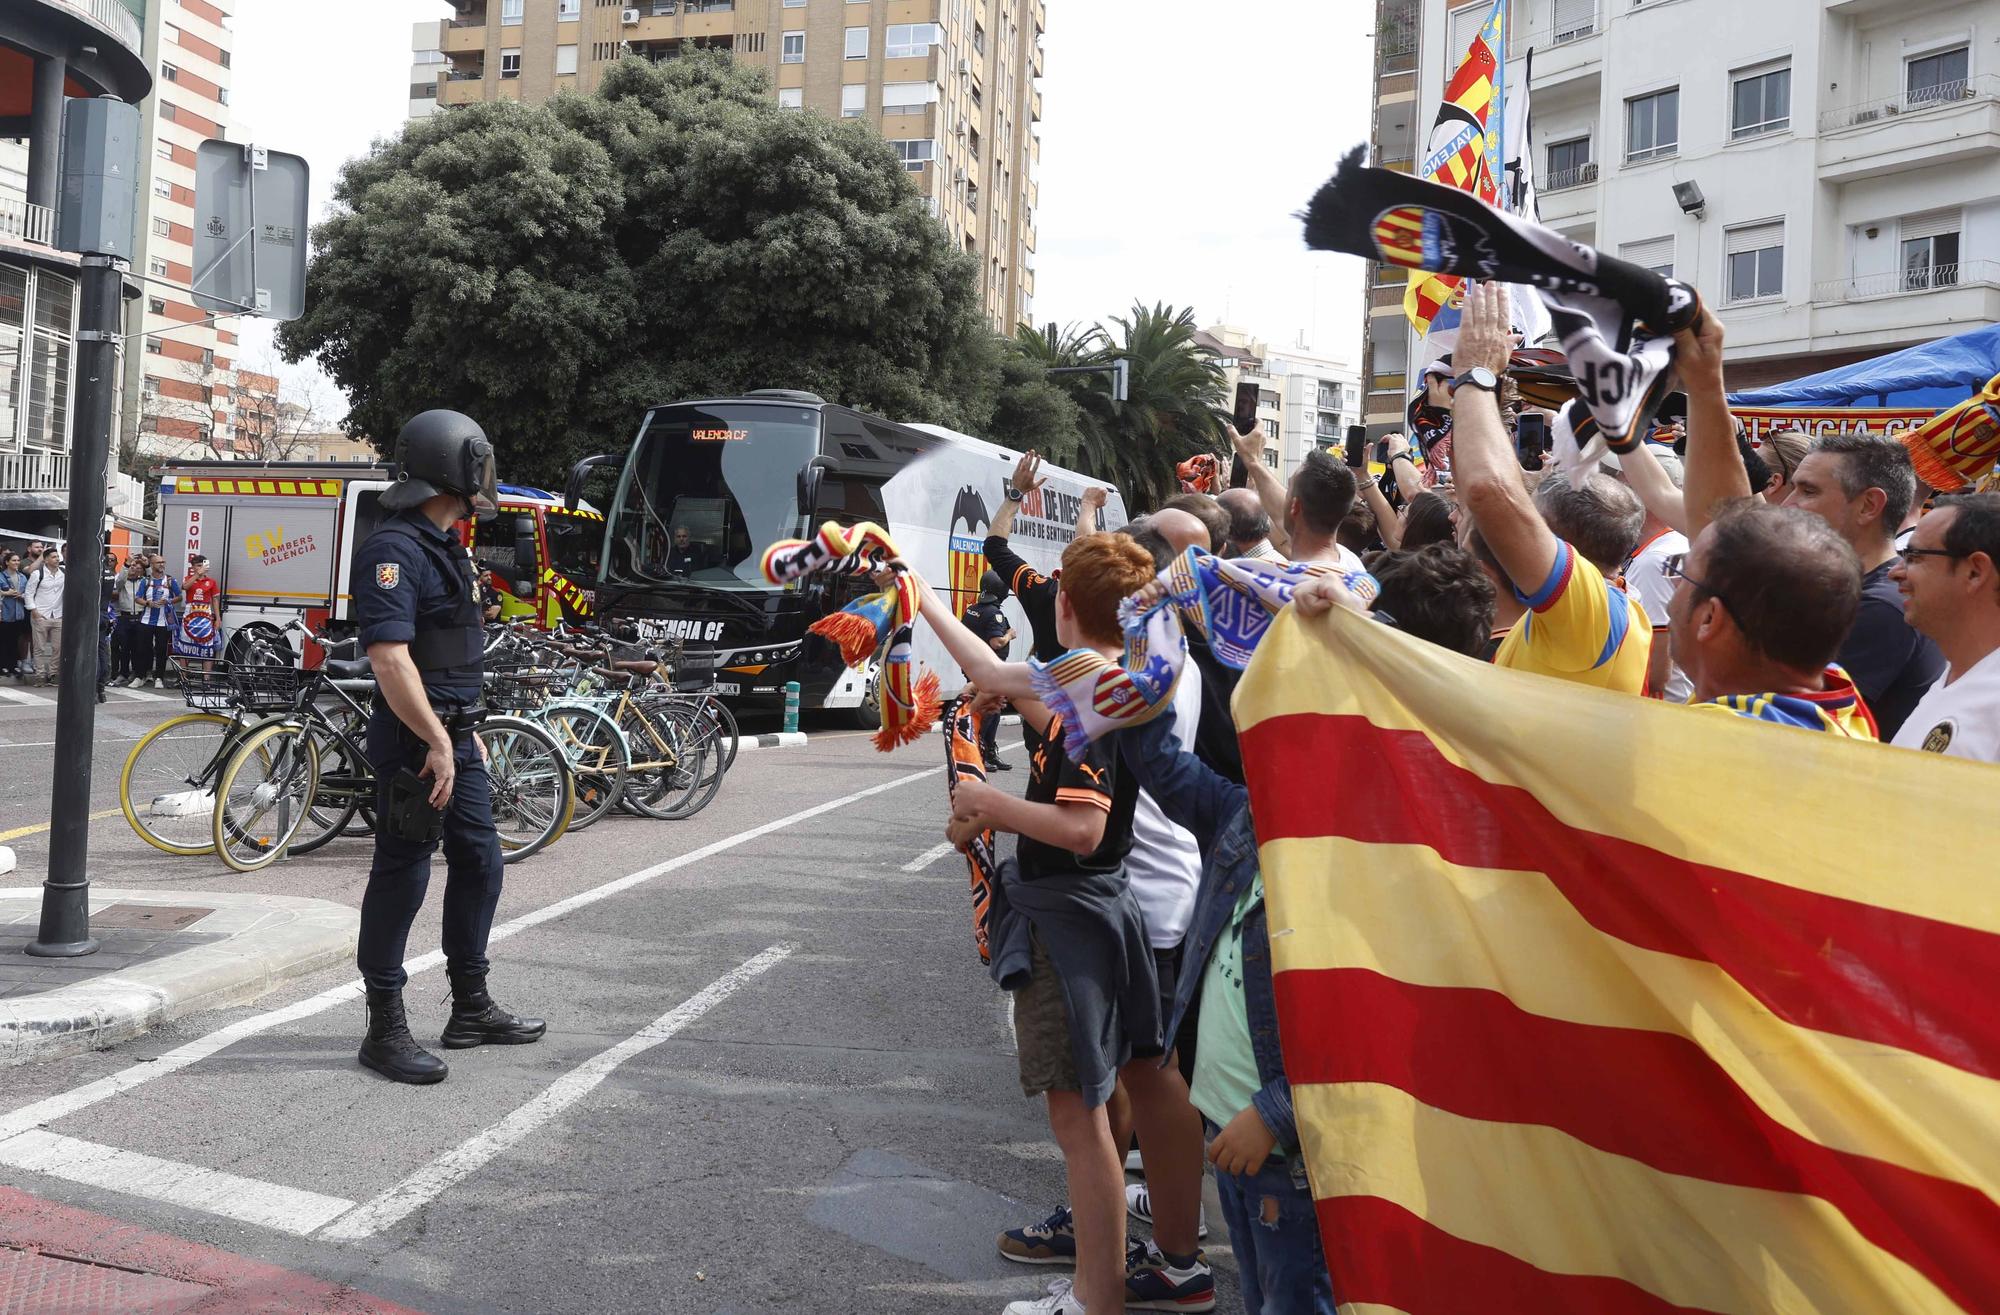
(671, 645, 720, 693)
(180, 659, 313, 712)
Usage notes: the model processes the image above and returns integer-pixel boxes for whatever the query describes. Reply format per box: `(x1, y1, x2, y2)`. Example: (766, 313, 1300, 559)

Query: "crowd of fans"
(908, 280, 1999, 1314)
(0, 543, 222, 701)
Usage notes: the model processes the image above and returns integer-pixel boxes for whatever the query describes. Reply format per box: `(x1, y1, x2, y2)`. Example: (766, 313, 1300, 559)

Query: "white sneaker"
(1125, 1182, 1209, 1239)
(1124, 1149, 1144, 1175)
(152, 678, 164, 689)
(1003, 1276, 1084, 1314)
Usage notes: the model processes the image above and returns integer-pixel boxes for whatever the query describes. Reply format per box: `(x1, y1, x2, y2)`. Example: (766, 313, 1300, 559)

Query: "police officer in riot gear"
(351, 409, 544, 1084)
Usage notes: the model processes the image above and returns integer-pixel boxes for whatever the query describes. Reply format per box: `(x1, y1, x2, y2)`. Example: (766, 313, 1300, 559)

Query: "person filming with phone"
(350, 409, 545, 1086)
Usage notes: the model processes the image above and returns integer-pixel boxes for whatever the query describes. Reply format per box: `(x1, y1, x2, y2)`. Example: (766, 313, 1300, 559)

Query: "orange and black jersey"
(1017, 713, 1139, 881)
(985, 536, 1064, 663)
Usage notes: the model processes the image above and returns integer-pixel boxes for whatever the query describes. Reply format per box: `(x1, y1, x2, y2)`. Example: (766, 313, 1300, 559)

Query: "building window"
(558, 0, 580, 18)
(501, 0, 523, 24)
(217, 87, 228, 105)
(501, 52, 521, 79)
(881, 80, 936, 114)
(148, 296, 166, 314)
(1625, 87, 1678, 163)
(160, 104, 177, 122)
(782, 31, 804, 62)
(163, 63, 179, 82)
(153, 217, 172, 236)
(972, 22, 985, 55)
(1725, 221, 1784, 302)
(1906, 46, 1970, 106)
(885, 23, 940, 59)
(1620, 236, 1674, 277)
(157, 143, 173, 161)
(778, 87, 803, 110)
(149, 257, 168, 277)
(841, 84, 866, 116)
(1901, 211, 1961, 291)
(143, 375, 160, 396)
(146, 335, 164, 354)
(890, 138, 935, 170)
(218, 50, 231, 68)
(783, 0, 805, 5)
(154, 177, 173, 198)
(1551, 0, 1595, 43)
(410, 81, 439, 99)
(1730, 63, 1790, 139)
(845, 27, 868, 59)
(556, 44, 578, 75)
(1545, 135, 1591, 188)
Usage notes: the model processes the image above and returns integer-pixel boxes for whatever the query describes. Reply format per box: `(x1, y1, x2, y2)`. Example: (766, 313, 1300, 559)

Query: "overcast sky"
(229, 0, 1375, 420)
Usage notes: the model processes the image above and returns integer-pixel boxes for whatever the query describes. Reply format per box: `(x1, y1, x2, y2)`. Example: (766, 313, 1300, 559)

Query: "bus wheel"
(843, 663, 882, 731)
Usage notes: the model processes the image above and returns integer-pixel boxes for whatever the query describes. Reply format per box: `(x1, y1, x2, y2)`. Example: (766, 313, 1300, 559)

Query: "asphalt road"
(0, 687, 1242, 1314)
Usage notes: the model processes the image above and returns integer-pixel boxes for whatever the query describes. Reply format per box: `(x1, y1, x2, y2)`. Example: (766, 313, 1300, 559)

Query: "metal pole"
(27, 253, 120, 958)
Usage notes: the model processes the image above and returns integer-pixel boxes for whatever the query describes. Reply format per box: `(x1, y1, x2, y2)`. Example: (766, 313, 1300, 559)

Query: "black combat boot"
(440, 973, 546, 1049)
(359, 988, 448, 1084)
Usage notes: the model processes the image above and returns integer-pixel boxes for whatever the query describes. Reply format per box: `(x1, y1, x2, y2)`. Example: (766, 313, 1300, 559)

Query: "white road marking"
(901, 841, 958, 872)
(0, 1129, 357, 1236)
(0, 686, 53, 706)
(0, 761, 944, 1145)
(111, 685, 174, 702)
(320, 943, 796, 1240)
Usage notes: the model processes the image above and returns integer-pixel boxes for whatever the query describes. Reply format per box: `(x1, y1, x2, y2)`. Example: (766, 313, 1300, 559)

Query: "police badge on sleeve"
(377, 563, 400, 590)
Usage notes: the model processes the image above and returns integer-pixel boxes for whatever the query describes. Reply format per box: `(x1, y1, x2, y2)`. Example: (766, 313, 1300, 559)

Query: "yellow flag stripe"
(1231, 607, 2000, 936)
(1265, 833, 2000, 1200)
(1295, 1082, 1962, 1315)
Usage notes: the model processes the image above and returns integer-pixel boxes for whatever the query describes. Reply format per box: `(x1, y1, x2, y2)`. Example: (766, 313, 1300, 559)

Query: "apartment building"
(1361, 0, 2000, 433)
(126, 0, 242, 463)
(0, 0, 153, 541)
(412, 0, 1045, 330)
(1198, 326, 1362, 483)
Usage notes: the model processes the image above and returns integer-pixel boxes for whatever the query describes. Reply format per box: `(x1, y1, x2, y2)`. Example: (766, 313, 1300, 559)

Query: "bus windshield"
(606, 402, 820, 590)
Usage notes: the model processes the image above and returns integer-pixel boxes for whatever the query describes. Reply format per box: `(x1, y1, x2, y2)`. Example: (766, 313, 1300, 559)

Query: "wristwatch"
(1390, 451, 1416, 466)
(1004, 485, 1026, 504)
(1450, 367, 1499, 396)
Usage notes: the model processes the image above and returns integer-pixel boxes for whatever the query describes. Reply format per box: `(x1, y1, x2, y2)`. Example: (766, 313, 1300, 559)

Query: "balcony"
(1812, 260, 2000, 303)
(1369, 373, 1408, 395)
(0, 445, 70, 502)
(439, 77, 485, 105)
(0, 196, 56, 247)
(1544, 161, 1598, 192)
(441, 22, 487, 53)
(1817, 76, 2000, 183)
(1810, 263, 2000, 350)
(51, 0, 143, 55)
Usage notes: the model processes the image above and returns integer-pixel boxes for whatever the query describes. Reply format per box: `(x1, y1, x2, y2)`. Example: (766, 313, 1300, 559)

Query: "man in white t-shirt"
(1889, 493, 2000, 762)
(1618, 450, 1694, 702)
(22, 544, 65, 687)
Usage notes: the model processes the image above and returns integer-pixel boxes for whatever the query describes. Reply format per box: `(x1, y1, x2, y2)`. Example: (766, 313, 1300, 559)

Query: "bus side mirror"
(564, 454, 613, 512)
(797, 456, 836, 522)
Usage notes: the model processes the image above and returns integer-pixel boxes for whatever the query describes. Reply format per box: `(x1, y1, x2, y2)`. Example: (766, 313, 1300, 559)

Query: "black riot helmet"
(979, 569, 1008, 602)
(380, 409, 499, 519)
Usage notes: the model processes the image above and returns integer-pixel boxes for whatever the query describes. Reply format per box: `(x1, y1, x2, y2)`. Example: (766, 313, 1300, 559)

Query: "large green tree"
(279, 53, 996, 484)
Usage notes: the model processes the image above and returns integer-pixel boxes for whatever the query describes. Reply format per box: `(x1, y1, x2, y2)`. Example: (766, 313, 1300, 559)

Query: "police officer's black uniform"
(350, 410, 543, 1085)
(961, 570, 1014, 770)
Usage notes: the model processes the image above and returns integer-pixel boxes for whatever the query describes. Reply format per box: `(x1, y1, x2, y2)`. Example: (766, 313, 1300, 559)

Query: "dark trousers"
(97, 624, 111, 692)
(356, 707, 504, 992)
(979, 703, 1001, 756)
(111, 615, 142, 680)
(136, 624, 172, 679)
(0, 617, 23, 673)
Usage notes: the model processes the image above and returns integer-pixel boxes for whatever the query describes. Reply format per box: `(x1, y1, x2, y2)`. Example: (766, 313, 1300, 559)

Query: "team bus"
(559, 390, 1126, 726)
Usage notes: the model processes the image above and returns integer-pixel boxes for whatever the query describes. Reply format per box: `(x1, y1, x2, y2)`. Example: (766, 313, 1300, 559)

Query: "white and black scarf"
(1303, 146, 1702, 459)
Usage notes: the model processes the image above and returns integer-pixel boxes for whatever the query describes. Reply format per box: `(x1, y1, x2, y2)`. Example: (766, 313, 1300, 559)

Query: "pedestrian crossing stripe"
(174, 478, 343, 497)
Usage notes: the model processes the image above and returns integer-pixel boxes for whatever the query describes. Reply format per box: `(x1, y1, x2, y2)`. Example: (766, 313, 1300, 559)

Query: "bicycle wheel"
(476, 716, 574, 863)
(707, 698, 739, 774)
(120, 712, 236, 856)
(213, 722, 321, 873)
(621, 703, 718, 821)
(287, 721, 368, 855)
(539, 702, 628, 832)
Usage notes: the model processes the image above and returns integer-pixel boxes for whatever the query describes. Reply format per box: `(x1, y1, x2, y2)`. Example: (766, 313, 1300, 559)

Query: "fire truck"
(155, 461, 599, 663)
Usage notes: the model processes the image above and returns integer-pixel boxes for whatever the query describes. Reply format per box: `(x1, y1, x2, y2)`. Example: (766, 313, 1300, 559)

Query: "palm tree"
(1093, 303, 1228, 512)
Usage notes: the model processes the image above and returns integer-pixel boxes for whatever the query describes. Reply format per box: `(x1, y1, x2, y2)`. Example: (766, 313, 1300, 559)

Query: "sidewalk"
(0, 889, 357, 1066)
(0, 1186, 423, 1313)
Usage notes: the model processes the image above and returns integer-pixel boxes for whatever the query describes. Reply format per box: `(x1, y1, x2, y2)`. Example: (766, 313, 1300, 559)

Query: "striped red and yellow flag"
(1235, 605, 2000, 1315)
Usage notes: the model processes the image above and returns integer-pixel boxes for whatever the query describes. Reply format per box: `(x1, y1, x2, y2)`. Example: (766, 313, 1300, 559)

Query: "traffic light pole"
(26, 251, 120, 958)
(1045, 358, 1131, 403)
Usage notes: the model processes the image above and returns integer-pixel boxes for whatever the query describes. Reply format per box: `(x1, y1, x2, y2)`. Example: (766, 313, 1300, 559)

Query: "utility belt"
(436, 706, 489, 737)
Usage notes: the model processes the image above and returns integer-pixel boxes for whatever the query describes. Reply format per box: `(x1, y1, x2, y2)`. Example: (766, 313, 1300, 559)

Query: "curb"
(0, 888, 358, 1067)
(734, 732, 809, 751)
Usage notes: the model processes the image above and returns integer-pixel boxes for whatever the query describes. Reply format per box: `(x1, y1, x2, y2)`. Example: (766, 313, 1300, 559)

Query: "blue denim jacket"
(1115, 712, 1298, 1152)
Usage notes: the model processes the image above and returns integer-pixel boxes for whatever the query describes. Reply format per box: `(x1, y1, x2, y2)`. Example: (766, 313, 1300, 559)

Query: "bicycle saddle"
(324, 656, 374, 680)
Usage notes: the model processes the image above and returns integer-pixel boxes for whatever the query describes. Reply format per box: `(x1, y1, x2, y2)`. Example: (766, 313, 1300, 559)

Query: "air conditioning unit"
(622, 8, 641, 23)
(958, 58, 971, 74)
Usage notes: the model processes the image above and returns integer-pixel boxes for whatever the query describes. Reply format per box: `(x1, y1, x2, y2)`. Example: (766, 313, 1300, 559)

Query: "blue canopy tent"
(1727, 323, 2000, 410)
